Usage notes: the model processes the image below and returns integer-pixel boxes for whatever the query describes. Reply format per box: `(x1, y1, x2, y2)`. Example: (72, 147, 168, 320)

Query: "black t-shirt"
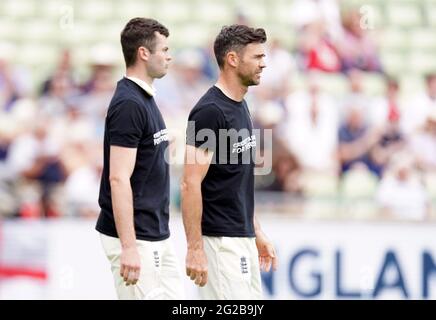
(96, 78, 170, 241)
(187, 86, 256, 237)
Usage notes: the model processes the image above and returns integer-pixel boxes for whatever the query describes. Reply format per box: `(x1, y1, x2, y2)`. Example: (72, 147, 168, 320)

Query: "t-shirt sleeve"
(186, 104, 226, 152)
(108, 100, 147, 148)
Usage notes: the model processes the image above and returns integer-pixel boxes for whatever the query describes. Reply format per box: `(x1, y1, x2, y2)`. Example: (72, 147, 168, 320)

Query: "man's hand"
(256, 234, 278, 272)
(186, 248, 208, 287)
(120, 246, 141, 286)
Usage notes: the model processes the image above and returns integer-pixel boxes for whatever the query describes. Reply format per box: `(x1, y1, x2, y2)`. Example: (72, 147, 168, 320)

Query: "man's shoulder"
(108, 95, 142, 111)
(189, 100, 225, 122)
(109, 85, 150, 114)
(190, 87, 225, 114)
(112, 79, 152, 106)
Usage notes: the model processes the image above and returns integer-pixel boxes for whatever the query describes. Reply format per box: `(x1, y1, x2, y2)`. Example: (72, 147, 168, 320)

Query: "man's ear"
(138, 46, 150, 62)
(226, 51, 239, 68)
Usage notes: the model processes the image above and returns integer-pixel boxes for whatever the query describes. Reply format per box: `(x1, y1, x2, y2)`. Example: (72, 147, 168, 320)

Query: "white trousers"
(100, 233, 185, 300)
(199, 236, 263, 300)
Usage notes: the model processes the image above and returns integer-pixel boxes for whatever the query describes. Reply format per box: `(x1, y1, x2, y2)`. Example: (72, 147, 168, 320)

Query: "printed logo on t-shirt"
(232, 135, 257, 154)
(153, 129, 169, 146)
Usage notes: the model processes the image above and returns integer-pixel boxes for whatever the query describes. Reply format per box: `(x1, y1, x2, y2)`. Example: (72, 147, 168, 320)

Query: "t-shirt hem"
(96, 226, 170, 242)
(202, 231, 256, 238)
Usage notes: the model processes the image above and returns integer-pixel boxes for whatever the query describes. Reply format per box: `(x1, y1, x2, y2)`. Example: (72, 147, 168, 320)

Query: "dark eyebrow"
(254, 54, 265, 58)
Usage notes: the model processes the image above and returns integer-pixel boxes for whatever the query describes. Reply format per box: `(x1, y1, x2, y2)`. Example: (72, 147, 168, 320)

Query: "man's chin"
(155, 72, 167, 79)
(248, 79, 260, 86)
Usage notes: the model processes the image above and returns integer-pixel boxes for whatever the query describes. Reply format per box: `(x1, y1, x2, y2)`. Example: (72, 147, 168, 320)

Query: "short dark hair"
(120, 17, 169, 68)
(213, 24, 267, 69)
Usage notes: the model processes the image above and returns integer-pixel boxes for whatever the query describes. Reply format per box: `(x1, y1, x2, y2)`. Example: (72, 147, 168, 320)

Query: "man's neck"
(126, 66, 153, 87)
(215, 72, 247, 102)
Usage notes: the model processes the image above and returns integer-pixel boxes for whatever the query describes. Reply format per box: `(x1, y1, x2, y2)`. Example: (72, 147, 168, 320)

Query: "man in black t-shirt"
(96, 18, 183, 300)
(181, 25, 278, 299)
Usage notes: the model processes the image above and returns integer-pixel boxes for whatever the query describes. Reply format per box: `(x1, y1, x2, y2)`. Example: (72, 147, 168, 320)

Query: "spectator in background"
(281, 73, 339, 172)
(248, 39, 296, 141)
(6, 118, 65, 218)
(154, 49, 212, 172)
(376, 155, 429, 221)
(338, 8, 382, 73)
(0, 113, 20, 217)
(368, 126, 404, 178)
(78, 66, 114, 134)
(41, 49, 77, 96)
(80, 44, 119, 93)
(253, 97, 301, 195)
(0, 98, 39, 178)
(290, 0, 343, 41)
(0, 114, 15, 178)
(0, 112, 15, 182)
(338, 106, 381, 177)
(401, 73, 436, 135)
(62, 137, 102, 218)
(0, 43, 33, 112)
(254, 38, 295, 104)
(154, 48, 211, 121)
(409, 110, 436, 172)
(78, 45, 118, 128)
(341, 68, 373, 121)
(370, 77, 402, 128)
(296, 19, 341, 73)
(234, 10, 251, 26)
(40, 99, 99, 216)
(38, 70, 75, 117)
(199, 41, 219, 82)
(257, 140, 303, 195)
(251, 38, 295, 134)
(0, 58, 20, 112)
(368, 77, 405, 175)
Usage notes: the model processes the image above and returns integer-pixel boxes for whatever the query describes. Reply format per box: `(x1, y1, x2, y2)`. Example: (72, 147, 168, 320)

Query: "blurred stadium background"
(1, 0, 436, 299)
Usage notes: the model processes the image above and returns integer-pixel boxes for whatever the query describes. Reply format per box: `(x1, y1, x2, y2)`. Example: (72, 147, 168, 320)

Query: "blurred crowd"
(0, 2, 435, 221)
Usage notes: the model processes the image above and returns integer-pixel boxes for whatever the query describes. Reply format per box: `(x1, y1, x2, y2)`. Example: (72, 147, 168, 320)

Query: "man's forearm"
(181, 181, 203, 250)
(110, 177, 136, 249)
